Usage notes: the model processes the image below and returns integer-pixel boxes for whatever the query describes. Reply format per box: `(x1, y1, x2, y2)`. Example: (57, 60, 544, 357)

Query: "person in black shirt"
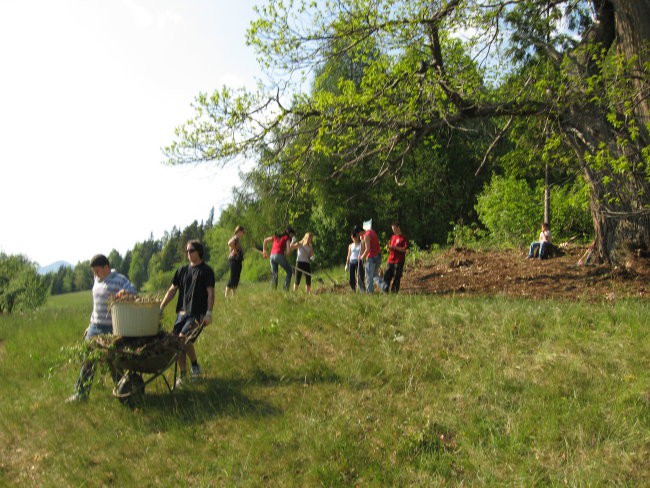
(225, 225, 246, 298)
(160, 240, 215, 384)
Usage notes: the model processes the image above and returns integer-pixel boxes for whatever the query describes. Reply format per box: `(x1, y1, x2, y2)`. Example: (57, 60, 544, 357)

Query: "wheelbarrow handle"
(183, 320, 206, 344)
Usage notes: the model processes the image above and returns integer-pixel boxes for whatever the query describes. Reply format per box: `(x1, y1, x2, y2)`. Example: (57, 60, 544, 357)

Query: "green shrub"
(548, 181, 592, 240)
(0, 253, 49, 313)
(475, 175, 539, 246)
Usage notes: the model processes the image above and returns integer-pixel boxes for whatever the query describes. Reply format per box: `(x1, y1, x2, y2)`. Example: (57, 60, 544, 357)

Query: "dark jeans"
(348, 260, 365, 291)
(383, 261, 404, 293)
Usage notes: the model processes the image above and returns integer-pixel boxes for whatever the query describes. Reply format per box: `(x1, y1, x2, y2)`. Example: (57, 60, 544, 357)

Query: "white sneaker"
(190, 363, 202, 380)
(175, 372, 188, 388)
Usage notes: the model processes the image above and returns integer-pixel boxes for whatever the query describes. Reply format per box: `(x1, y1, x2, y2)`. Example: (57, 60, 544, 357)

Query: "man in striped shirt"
(67, 254, 137, 402)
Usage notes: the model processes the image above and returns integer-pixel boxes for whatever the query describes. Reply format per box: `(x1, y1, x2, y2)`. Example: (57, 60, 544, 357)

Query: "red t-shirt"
(271, 234, 290, 254)
(388, 234, 408, 264)
(364, 229, 381, 258)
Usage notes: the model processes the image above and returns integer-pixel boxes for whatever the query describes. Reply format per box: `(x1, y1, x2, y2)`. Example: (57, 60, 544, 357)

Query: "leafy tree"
(0, 253, 48, 313)
(164, 0, 650, 264)
(73, 260, 93, 291)
(128, 237, 161, 290)
(107, 249, 124, 275)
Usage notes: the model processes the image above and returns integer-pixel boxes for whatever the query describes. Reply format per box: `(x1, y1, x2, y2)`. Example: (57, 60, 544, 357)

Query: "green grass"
(1, 286, 649, 486)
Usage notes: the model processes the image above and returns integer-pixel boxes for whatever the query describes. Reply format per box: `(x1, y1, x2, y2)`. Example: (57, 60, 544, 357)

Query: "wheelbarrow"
(90, 322, 204, 405)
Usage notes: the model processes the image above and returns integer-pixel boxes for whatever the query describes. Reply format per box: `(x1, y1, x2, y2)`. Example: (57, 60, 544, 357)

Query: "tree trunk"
(564, 1, 650, 263)
(566, 111, 650, 263)
(612, 0, 650, 134)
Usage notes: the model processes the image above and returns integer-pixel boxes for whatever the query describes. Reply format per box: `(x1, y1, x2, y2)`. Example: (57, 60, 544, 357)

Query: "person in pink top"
(382, 222, 408, 293)
(262, 226, 295, 290)
(359, 220, 381, 293)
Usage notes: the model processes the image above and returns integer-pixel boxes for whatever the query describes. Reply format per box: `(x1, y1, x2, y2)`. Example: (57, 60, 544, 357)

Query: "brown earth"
(399, 245, 650, 300)
(336, 245, 649, 300)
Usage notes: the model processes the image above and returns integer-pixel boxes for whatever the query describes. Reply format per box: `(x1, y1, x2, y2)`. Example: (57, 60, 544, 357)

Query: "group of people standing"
(345, 221, 408, 294)
(67, 221, 407, 402)
(261, 226, 315, 293)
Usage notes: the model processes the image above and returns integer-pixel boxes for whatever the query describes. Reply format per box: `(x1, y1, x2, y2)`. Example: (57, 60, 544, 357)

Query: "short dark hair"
(187, 240, 204, 259)
(90, 254, 110, 268)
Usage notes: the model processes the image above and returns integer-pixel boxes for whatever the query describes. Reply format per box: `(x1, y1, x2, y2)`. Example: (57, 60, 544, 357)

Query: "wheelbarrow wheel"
(115, 372, 145, 406)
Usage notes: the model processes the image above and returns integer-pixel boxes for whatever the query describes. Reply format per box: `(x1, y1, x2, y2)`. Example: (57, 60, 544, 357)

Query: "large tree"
(164, 0, 649, 263)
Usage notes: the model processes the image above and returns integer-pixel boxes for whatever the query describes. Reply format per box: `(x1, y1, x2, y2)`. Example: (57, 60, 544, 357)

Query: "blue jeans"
(528, 241, 550, 259)
(270, 253, 292, 290)
(364, 256, 381, 293)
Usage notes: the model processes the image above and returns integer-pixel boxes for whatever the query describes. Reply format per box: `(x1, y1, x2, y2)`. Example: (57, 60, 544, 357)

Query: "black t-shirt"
(172, 262, 215, 316)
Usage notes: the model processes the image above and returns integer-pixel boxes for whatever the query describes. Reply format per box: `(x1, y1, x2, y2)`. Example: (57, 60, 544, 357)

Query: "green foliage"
(549, 180, 592, 240)
(476, 175, 540, 245)
(204, 225, 232, 281)
(240, 248, 271, 283)
(141, 269, 175, 294)
(72, 260, 93, 291)
(0, 253, 49, 313)
(447, 221, 489, 248)
(128, 237, 162, 290)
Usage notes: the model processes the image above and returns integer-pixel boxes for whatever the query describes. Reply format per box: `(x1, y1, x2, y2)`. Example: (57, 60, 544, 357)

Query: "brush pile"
(90, 332, 183, 374)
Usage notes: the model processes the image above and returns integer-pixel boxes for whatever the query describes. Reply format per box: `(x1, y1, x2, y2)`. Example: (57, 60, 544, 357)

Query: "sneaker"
(175, 371, 188, 388)
(65, 392, 88, 403)
(190, 363, 202, 380)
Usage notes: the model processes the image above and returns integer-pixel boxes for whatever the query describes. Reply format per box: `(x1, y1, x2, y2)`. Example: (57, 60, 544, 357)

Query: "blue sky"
(0, 0, 261, 266)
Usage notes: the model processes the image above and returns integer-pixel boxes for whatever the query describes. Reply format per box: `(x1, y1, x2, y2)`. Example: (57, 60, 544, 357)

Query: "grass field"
(0, 285, 648, 486)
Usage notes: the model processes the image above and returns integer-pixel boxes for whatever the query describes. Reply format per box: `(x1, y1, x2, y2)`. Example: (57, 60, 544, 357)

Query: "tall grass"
(1, 287, 648, 486)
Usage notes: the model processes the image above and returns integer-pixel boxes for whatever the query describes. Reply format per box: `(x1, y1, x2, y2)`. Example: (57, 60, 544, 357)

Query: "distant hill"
(38, 261, 73, 275)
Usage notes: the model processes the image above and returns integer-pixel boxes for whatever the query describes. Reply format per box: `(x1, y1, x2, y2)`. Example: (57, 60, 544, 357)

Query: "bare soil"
(395, 245, 650, 300)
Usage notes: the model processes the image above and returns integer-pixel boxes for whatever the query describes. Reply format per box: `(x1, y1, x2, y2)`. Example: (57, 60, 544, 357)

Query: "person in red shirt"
(262, 226, 295, 290)
(382, 222, 408, 293)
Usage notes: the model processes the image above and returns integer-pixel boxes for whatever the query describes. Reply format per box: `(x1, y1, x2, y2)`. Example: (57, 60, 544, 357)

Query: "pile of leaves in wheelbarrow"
(89, 331, 184, 374)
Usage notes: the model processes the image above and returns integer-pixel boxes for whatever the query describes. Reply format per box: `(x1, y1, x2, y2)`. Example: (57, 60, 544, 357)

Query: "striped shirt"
(90, 270, 137, 328)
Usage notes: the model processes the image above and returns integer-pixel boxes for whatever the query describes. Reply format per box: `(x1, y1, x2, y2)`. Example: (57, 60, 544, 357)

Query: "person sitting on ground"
(528, 222, 552, 259)
(159, 240, 215, 386)
(345, 226, 365, 292)
(67, 254, 137, 403)
(291, 232, 314, 293)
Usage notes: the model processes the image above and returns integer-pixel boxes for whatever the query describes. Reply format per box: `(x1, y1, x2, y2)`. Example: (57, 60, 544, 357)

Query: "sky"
(0, 0, 261, 267)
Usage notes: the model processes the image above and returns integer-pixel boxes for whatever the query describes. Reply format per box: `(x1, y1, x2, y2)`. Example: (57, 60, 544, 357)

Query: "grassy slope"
(0, 286, 648, 486)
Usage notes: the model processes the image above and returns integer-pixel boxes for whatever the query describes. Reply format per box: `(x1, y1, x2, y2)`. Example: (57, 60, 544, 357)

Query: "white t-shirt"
(296, 244, 313, 263)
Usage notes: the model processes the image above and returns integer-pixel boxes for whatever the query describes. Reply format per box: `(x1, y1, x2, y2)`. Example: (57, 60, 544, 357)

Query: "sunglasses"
(186, 248, 196, 253)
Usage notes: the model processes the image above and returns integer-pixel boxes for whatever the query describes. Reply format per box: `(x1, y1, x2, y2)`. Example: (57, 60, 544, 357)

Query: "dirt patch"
(399, 246, 649, 300)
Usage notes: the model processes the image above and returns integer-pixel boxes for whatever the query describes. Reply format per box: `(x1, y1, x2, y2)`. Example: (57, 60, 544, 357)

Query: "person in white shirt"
(292, 232, 315, 293)
(527, 222, 552, 259)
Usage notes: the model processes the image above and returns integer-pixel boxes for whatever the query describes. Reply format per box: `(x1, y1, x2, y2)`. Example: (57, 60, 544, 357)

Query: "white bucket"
(111, 302, 161, 337)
